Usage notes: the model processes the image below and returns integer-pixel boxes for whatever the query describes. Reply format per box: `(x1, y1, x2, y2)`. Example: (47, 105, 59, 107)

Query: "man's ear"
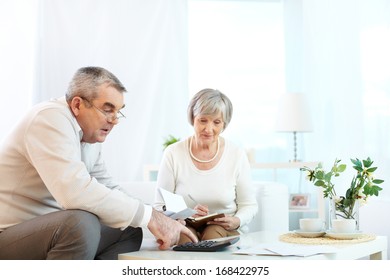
(69, 96, 83, 117)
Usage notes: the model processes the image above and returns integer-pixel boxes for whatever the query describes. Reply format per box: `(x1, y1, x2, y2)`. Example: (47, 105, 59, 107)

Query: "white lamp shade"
(275, 92, 313, 132)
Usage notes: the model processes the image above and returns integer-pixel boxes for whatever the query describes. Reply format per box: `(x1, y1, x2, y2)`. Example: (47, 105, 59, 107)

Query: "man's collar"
(59, 96, 84, 142)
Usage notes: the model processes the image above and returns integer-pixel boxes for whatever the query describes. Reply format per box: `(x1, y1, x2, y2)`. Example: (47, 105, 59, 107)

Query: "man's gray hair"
(65, 66, 127, 102)
(187, 88, 233, 130)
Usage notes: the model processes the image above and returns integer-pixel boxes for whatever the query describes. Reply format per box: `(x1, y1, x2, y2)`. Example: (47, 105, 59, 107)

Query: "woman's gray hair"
(65, 66, 127, 102)
(187, 88, 233, 130)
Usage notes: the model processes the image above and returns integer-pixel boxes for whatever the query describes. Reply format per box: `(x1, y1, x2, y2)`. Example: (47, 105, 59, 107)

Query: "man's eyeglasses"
(80, 97, 126, 122)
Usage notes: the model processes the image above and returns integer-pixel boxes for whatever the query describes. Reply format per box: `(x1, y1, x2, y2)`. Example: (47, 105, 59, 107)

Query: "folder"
(158, 188, 197, 220)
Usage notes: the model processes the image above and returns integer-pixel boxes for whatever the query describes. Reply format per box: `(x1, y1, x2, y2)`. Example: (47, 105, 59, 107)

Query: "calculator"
(172, 236, 240, 252)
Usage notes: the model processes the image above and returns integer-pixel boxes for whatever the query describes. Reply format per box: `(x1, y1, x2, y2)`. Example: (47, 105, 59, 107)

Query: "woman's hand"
(193, 204, 209, 217)
(208, 216, 241, 231)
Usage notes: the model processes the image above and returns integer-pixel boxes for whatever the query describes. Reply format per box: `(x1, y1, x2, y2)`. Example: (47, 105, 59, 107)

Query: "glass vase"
(329, 197, 359, 232)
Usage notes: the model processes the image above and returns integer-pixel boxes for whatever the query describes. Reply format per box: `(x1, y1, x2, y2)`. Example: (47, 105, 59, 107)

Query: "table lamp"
(275, 92, 313, 162)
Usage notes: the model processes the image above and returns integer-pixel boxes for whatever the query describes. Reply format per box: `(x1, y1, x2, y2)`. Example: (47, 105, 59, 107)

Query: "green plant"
(301, 157, 384, 219)
(162, 135, 180, 150)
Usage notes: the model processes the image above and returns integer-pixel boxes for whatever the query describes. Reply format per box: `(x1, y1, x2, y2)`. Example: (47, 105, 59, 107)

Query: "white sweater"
(0, 97, 151, 231)
(155, 138, 258, 232)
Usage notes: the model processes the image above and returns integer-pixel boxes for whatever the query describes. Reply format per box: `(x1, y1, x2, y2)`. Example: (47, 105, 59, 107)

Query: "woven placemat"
(279, 232, 376, 245)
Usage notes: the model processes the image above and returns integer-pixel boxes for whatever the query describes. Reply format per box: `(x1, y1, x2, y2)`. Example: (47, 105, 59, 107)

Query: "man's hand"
(147, 209, 198, 249)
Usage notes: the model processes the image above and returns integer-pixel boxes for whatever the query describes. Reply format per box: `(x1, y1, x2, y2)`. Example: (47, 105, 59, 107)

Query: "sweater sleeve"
(233, 150, 258, 229)
(24, 108, 150, 229)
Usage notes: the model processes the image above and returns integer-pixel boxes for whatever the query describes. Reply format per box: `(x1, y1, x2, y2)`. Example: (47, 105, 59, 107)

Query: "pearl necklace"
(189, 136, 220, 163)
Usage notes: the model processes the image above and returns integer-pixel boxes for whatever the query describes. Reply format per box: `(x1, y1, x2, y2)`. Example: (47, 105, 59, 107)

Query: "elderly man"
(0, 66, 196, 260)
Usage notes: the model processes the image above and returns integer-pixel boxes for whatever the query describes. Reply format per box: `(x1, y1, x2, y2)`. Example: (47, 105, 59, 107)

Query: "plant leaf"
(366, 167, 377, 172)
(353, 166, 363, 172)
(316, 170, 324, 180)
(314, 180, 324, 186)
(337, 164, 347, 172)
(351, 158, 362, 168)
(372, 179, 384, 184)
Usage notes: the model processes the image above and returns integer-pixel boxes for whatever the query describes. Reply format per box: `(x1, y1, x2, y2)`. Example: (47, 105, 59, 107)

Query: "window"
(188, 0, 285, 152)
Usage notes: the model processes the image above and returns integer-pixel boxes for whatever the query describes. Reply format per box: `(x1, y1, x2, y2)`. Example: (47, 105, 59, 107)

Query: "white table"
(118, 231, 387, 260)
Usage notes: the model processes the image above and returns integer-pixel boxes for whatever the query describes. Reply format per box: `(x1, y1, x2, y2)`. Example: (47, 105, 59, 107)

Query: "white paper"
(169, 208, 197, 220)
(234, 243, 339, 257)
(158, 188, 188, 213)
(158, 188, 197, 219)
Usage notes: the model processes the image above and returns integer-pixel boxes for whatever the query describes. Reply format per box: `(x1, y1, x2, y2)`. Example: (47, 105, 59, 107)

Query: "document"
(158, 188, 197, 220)
(234, 243, 339, 257)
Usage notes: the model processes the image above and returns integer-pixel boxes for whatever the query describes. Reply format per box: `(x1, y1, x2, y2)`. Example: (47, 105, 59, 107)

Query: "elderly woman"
(154, 88, 258, 244)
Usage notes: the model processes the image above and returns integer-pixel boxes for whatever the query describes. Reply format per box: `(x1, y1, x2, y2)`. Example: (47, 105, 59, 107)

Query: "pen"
(188, 194, 199, 204)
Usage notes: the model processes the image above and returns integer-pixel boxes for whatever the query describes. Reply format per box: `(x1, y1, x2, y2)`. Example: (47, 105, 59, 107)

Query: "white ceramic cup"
(299, 218, 325, 232)
(331, 219, 356, 233)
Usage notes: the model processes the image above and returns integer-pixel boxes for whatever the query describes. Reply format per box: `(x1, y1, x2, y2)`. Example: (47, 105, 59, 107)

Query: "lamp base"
(293, 131, 298, 162)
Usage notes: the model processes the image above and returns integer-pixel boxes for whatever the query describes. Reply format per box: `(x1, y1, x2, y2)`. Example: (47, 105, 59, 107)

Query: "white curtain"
(295, 0, 390, 196)
(1, 0, 390, 191)
(0, 0, 38, 141)
(0, 0, 189, 181)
